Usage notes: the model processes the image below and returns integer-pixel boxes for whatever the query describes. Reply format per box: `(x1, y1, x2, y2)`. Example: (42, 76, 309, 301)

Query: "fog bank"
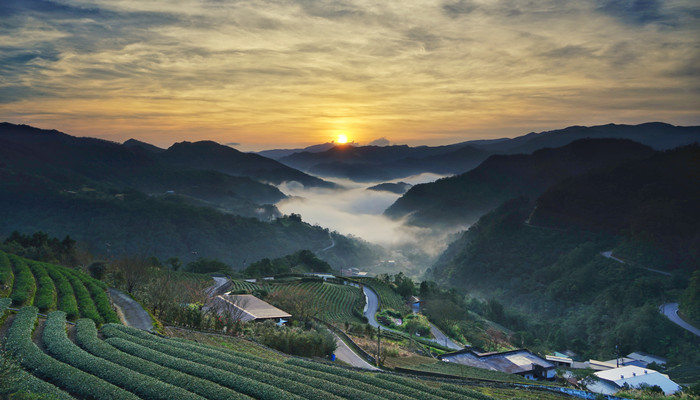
(276, 174, 464, 257)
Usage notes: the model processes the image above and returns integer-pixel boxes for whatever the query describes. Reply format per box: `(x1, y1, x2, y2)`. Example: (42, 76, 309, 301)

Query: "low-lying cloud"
(275, 173, 463, 256)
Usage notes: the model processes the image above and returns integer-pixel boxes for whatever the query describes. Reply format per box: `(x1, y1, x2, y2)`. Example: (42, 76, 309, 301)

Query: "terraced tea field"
(0, 250, 119, 324)
(1, 303, 506, 399)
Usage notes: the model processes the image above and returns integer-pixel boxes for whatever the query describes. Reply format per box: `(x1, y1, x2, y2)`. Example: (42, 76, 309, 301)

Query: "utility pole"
(376, 325, 381, 367)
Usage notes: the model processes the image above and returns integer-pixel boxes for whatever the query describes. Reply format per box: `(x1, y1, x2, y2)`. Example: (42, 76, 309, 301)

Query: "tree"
(165, 257, 181, 271)
(186, 258, 229, 274)
(88, 261, 107, 280)
(267, 288, 321, 323)
(111, 255, 152, 294)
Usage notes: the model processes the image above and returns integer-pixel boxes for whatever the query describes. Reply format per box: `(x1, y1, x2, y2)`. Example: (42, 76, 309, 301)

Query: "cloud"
(275, 174, 458, 254)
(0, 0, 698, 150)
(442, 0, 479, 18)
(596, 0, 668, 25)
(368, 137, 390, 146)
(225, 142, 241, 147)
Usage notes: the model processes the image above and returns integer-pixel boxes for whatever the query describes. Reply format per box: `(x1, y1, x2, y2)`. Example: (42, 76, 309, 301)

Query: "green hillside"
(385, 139, 655, 228)
(0, 304, 556, 399)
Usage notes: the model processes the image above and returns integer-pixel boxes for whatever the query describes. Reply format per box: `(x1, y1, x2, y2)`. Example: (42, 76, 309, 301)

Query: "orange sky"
(1, 1, 699, 151)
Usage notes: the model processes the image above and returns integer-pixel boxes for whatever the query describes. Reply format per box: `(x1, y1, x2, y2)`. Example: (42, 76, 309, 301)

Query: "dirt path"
(108, 288, 153, 331)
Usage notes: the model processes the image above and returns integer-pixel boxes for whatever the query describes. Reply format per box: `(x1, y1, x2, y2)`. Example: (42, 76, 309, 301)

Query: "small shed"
(408, 296, 421, 313)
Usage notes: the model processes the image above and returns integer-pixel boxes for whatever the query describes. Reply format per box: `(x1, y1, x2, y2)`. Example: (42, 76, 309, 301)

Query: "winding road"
(660, 303, 700, 337)
(206, 276, 230, 297)
(362, 285, 463, 350)
(108, 288, 153, 331)
(332, 333, 379, 370)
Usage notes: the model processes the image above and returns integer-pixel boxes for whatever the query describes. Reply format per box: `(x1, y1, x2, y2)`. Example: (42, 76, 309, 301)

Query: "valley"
(1, 121, 699, 399)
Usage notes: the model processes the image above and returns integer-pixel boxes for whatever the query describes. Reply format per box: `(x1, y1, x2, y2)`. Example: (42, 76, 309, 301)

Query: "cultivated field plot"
(357, 277, 410, 313)
(1, 304, 506, 399)
(0, 250, 119, 324)
(229, 279, 364, 323)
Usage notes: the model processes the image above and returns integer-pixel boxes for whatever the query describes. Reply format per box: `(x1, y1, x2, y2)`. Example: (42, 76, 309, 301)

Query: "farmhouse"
(408, 296, 421, 313)
(439, 348, 556, 380)
(212, 294, 291, 323)
(587, 365, 681, 395)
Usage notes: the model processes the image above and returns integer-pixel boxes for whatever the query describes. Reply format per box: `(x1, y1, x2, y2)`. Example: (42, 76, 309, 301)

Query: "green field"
(357, 278, 410, 313)
(1, 304, 510, 399)
(0, 250, 118, 324)
(229, 278, 364, 323)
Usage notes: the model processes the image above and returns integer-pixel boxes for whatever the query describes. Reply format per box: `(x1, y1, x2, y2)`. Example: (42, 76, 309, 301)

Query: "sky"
(1, 0, 699, 151)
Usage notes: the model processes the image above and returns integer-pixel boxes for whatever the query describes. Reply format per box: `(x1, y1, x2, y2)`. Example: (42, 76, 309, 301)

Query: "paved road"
(601, 251, 626, 264)
(363, 285, 463, 350)
(601, 251, 672, 276)
(206, 276, 230, 297)
(660, 303, 700, 337)
(332, 332, 379, 370)
(320, 232, 335, 252)
(429, 324, 463, 350)
(108, 288, 153, 331)
(363, 285, 384, 330)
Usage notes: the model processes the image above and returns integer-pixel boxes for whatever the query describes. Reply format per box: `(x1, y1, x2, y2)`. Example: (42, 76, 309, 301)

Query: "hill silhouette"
(385, 139, 656, 228)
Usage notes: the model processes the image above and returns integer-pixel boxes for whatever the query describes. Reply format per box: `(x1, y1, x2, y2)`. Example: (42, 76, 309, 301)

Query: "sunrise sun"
(336, 134, 348, 144)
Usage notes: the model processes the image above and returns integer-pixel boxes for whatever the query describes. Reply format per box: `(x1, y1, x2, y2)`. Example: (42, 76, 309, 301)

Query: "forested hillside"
(0, 123, 378, 268)
(429, 145, 699, 372)
(385, 139, 655, 227)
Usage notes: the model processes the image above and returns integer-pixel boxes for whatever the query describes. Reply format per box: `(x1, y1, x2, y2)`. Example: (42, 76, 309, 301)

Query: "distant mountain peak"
(122, 138, 165, 153)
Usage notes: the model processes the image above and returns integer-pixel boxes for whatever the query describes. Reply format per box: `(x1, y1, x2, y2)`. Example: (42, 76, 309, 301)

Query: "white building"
(588, 365, 680, 395)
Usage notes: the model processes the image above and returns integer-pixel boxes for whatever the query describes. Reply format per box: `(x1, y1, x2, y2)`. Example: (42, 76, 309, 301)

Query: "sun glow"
(336, 134, 348, 144)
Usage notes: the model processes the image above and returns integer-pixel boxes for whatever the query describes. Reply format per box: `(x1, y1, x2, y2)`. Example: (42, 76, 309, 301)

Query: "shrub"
(27, 261, 56, 311)
(250, 320, 337, 357)
(75, 319, 245, 400)
(85, 279, 120, 323)
(0, 251, 13, 295)
(63, 269, 103, 324)
(8, 255, 36, 306)
(45, 265, 79, 319)
(5, 307, 138, 400)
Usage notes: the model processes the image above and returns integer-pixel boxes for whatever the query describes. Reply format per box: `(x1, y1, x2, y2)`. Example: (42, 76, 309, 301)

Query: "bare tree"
(142, 271, 177, 317)
(267, 288, 321, 323)
(111, 255, 152, 294)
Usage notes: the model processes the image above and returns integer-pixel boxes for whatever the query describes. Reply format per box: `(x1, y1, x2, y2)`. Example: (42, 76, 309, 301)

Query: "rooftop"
(215, 294, 291, 321)
(594, 366, 680, 395)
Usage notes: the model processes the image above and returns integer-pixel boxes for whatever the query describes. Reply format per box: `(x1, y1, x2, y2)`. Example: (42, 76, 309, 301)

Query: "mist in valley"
(275, 173, 468, 277)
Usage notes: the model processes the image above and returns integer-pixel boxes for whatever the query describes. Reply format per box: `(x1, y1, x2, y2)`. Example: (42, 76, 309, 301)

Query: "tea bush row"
(43, 311, 203, 400)
(8, 255, 35, 306)
(4, 306, 137, 400)
(104, 324, 350, 400)
(105, 334, 291, 400)
(286, 358, 445, 400)
(44, 265, 79, 319)
(165, 332, 386, 400)
(75, 319, 246, 400)
(27, 261, 56, 311)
